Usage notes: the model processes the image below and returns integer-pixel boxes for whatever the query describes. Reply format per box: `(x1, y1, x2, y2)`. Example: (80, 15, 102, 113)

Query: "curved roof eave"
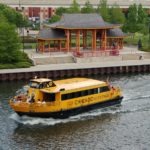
(48, 25, 121, 30)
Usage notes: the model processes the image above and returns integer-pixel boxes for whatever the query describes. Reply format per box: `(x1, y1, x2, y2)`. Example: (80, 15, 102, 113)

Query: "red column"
(76, 30, 80, 52)
(101, 29, 107, 50)
(92, 30, 96, 51)
(48, 40, 50, 52)
(66, 30, 70, 52)
(42, 41, 44, 53)
(70, 31, 72, 51)
(59, 40, 62, 51)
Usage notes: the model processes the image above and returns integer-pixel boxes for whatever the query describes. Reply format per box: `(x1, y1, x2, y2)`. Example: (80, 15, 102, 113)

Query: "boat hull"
(16, 96, 123, 119)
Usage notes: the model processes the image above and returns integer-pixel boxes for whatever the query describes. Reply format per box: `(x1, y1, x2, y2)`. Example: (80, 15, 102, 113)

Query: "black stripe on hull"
(16, 96, 123, 119)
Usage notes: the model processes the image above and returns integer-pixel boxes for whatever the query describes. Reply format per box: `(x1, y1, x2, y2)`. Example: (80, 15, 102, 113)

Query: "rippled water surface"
(0, 74, 150, 150)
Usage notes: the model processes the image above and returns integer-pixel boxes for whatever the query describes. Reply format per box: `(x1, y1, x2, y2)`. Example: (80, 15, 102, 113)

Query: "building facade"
(0, 0, 150, 20)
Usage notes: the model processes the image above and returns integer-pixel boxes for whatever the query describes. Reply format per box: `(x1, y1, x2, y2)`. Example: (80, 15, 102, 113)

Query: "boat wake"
(9, 106, 121, 126)
(9, 104, 141, 126)
(123, 94, 150, 102)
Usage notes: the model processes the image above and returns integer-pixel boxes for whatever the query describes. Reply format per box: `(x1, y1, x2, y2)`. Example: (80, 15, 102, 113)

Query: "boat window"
(88, 89, 93, 95)
(93, 88, 98, 94)
(39, 81, 54, 89)
(62, 94, 68, 100)
(76, 91, 81, 97)
(81, 90, 86, 96)
(70, 93, 75, 99)
(29, 82, 40, 89)
(29, 81, 55, 89)
(43, 93, 55, 102)
(61, 88, 99, 101)
(84, 90, 88, 96)
(100, 86, 110, 92)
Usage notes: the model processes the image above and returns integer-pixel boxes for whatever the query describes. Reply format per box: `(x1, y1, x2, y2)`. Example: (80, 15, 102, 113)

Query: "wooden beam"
(66, 30, 70, 52)
(92, 30, 96, 51)
(70, 31, 72, 51)
(59, 40, 62, 51)
(42, 41, 44, 53)
(48, 40, 50, 52)
(101, 29, 107, 50)
(76, 30, 80, 52)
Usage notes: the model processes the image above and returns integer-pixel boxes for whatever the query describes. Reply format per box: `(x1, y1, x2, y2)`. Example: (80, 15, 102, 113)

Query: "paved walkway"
(1, 59, 150, 74)
(0, 46, 150, 74)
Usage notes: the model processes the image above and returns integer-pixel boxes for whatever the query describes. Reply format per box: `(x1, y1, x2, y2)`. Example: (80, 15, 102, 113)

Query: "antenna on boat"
(106, 76, 110, 84)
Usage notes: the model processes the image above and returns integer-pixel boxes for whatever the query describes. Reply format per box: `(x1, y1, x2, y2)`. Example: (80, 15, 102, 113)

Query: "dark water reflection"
(0, 74, 150, 150)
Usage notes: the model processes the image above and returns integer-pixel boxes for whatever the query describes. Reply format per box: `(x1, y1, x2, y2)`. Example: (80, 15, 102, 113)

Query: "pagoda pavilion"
(37, 13, 126, 53)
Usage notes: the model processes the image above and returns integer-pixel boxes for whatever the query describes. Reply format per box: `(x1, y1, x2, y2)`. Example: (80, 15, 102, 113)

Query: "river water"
(0, 74, 150, 150)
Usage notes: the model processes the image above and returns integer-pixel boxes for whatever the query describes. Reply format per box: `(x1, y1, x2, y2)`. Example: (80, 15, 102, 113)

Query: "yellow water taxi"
(10, 78, 123, 118)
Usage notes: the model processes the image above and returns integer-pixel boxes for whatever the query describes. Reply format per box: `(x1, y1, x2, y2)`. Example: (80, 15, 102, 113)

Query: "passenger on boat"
(29, 94, 35, 103)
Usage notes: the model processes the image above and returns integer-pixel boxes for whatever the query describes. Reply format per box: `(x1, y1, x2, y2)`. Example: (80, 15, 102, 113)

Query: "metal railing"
(73, 49, 119, 58)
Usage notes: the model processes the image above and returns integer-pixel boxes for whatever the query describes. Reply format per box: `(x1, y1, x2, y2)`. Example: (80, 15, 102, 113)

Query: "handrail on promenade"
(73, 48, 119, 58)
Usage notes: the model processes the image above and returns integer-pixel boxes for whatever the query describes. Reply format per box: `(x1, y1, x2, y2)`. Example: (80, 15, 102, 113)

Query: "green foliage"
(0, 21, 21, 63)
(0, 18, 32, 68)
(0, 4, 28, 27)
(123, 4, 138, 33)
(124, 32, 150, 51)
(137, 4, 148, 24)
(15, 62, 32, 68)
(56, 7, 69, 16)
(97, 0, 110, 22)
(81, 0, 95, 13)
(110, 4, 125, 24)
(49, 15, 61, 23)
(0, 13, 7, 22)
(0, 62, 32, 69)
(123, 4, 148, 34)
(137, 4, 148, 34)
(68, 0, 80, 13)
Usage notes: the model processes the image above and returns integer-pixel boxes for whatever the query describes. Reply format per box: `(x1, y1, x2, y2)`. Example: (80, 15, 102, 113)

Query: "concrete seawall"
(0, 60, 150, 81)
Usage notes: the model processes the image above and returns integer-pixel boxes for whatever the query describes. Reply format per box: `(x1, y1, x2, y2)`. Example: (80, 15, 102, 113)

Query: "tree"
(124, 4, 138, 33)
(137, 4, 148, 34)
(81, 0, 95, 13)
(97, 0, 110, 22)
(0, 13, 7, 23)
(49, 15, 61, 23)
(56, 7, 69, 16)
(110, 4, 125, 24)
(137, 4, 147, 24)
(68, 0, 80, 13)
(0, 20, 21, 63)
(0, 4, 31, 68)
(0, 4, 28, 27)
(123, 4, 149, 34)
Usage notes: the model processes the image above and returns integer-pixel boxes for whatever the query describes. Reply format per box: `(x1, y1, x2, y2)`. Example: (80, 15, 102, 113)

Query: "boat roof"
(40, 78, 106, 93)
(30, 78, 52, 83)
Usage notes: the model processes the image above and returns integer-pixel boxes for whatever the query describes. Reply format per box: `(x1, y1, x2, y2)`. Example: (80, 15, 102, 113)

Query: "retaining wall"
(0, 64, 150, 81)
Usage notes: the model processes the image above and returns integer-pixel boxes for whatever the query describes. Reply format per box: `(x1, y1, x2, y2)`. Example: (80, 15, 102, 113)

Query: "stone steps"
(34, 56, 75, 65)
